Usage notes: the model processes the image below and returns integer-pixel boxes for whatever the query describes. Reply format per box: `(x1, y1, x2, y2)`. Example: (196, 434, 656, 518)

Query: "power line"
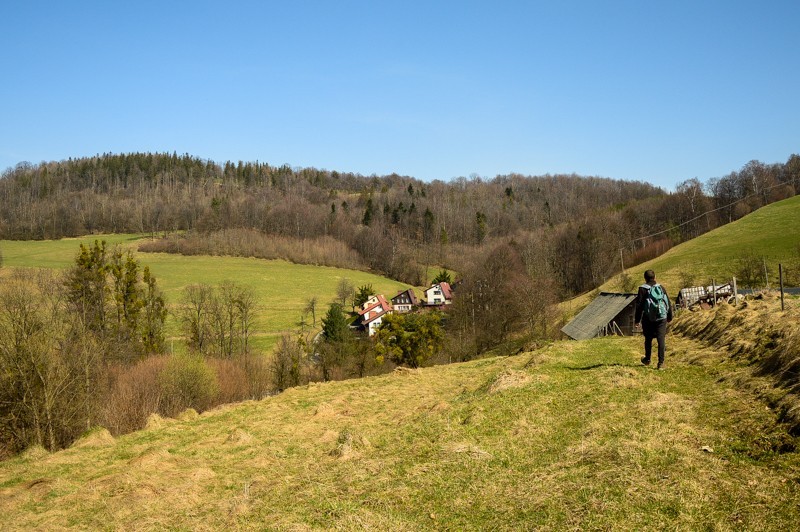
(632, 179, 796, 244)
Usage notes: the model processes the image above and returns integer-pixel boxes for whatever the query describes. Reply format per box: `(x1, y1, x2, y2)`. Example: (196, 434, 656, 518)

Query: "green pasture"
(566, 195, 800, 313)
(0, 234, 411, 352)
(641, 194, 800, 284)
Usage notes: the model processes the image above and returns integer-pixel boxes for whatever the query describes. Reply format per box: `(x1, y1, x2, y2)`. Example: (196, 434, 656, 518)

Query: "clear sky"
(1, 1, 798, 189)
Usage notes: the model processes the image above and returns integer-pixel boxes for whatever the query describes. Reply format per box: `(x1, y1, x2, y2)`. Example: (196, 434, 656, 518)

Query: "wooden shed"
(561, 292, 638, 340)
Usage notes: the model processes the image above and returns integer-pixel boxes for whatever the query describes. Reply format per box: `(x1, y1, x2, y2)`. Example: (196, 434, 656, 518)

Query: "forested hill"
(1, 152, 798, 296)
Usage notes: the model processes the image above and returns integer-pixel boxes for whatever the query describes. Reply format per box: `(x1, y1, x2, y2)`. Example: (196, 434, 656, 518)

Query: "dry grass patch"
(177, 408, 200, 421)
(71, 428, 115, 449)
(486, 369, 533, 394)
(19, 445, 49, 461)
(2, 336, 800, 529)
(601, 365, 641, 388)
(442, 442, 492, 459)
(144, 413, 167, 430)
(673, 299, 800, 432)
(224, 428, 255, 445)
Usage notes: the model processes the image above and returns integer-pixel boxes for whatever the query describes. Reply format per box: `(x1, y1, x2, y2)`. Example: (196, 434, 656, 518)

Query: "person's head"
(644, 270, 656, 283)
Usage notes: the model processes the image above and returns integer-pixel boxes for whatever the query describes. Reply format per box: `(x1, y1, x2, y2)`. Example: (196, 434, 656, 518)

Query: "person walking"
(634, 269, 673, 370)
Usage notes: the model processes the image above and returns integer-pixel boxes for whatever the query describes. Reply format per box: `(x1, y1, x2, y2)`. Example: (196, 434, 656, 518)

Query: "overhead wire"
(631, 178, 797, 245)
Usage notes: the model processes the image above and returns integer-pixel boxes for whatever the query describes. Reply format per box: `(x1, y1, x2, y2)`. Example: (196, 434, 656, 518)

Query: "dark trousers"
(642, 319, 667, 365)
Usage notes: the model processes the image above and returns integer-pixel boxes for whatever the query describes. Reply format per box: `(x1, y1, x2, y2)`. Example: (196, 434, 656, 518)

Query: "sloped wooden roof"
(561, 292, 637, 340)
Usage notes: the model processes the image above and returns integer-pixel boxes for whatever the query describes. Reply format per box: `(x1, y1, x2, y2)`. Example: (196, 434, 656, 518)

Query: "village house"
(358, 294, 393, 336)
(391, 288, 418, 313)
(424, 282, 453, 306)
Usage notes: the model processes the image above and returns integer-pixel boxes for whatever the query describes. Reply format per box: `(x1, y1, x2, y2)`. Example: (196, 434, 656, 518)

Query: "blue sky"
(1, 1, 798, 189)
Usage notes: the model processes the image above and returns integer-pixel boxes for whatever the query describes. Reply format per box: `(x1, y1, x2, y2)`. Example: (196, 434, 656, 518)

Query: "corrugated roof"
(561, 292, 637, 340)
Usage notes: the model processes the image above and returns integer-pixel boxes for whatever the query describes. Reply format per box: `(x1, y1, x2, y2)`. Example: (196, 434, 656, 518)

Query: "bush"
(618, 272, 638, 293)
(208, 355, 274, 403)
(374, 312, 444, 368)
(99, 357, 166, 436)
(159, 353, 219, 417)
(735, 253, 767, 289)
(678, 270, 696, 289)
(272, 335, 308, 391)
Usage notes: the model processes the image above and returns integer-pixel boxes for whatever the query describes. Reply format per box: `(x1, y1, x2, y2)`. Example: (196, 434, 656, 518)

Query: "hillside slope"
(566, 195, 800, 313)
(3, 323, 799, 529)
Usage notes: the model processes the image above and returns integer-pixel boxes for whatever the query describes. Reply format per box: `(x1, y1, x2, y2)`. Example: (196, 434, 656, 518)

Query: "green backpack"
(644, 284, 668, 321)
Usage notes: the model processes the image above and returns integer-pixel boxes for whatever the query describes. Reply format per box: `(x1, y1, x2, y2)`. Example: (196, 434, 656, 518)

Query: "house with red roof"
(424, 282, 453, 307)
(358, 294, 393, 336)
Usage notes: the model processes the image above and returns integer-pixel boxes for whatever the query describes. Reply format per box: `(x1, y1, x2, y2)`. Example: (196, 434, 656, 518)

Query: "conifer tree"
(321, 303, 350, 343)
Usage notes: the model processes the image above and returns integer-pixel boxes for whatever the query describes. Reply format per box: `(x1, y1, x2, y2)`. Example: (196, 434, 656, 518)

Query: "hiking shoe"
(641, 357, 651, 366)
(657, 364, 665, 371)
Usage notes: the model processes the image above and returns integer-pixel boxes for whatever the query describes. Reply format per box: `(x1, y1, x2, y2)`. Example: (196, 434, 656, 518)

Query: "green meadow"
(640, 194, 800, 283)
(566, 195, 800, 313)
(0, 235, 411, 351)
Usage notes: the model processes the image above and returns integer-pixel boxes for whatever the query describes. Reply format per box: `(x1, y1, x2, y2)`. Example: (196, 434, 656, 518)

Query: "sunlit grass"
(0, 234, 411, 351)
(1, 332, 798, 529)
(566, 195, 800, 313)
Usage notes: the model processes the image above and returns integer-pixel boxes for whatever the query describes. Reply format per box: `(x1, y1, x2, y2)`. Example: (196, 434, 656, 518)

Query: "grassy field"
(565, 195, 800, 314)
(2, 311, 799, 529)
(0, 234, 411, 351)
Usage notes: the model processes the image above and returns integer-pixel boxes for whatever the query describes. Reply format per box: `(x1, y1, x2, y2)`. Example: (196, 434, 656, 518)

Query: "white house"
(358, 294, 393, 336)
(424, 282, 453, 306)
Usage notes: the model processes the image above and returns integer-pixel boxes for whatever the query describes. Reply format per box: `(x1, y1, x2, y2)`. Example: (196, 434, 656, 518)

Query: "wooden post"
(779, 264, 785, 311)
(764, 258, 770, 290)
(732, 276, 738, 306)
(620, 248, 625, 274)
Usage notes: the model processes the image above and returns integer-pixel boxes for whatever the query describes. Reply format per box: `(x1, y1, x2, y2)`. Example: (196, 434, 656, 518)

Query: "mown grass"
(0, 234, 411, 351)
(2, 333, 799, 529)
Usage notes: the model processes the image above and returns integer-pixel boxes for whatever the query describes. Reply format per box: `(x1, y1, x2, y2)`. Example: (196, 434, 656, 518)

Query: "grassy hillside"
(2, 308, 800, 529)
(0, 234, 411, 350)
(566, 195, 800, 313)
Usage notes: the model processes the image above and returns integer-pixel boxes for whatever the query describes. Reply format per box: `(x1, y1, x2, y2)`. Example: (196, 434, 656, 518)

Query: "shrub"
(374, 312, 444, 368)
(618, 272, 638, 293)
(99, 357, 166, 436)
(159, 353, 219, 417)
(272, 335, 308, 391)
(678, 270, 696, 289)
(735, 253, 767, 289)
(208, 355, 274, 403)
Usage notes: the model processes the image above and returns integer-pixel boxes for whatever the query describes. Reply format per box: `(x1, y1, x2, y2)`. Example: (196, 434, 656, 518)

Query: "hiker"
(634, 269, 673, 370)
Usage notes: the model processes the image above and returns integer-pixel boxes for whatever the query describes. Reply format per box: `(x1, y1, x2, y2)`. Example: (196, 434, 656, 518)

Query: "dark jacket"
(634, 282, 673, 324)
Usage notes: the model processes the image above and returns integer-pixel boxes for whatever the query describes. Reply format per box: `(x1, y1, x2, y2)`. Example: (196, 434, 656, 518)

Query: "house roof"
(440, 282, 452, 299)
(362, 307, 391, 325)
(358, 294, 392, 321)
(561, 292, 637, 340)
(391, 288, 418, 305)
(425, 282, 452, 299)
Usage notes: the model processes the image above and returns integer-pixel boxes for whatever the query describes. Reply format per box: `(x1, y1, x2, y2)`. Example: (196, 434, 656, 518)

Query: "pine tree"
(362, 197, 374, 226)
(321, 303, 350, 343)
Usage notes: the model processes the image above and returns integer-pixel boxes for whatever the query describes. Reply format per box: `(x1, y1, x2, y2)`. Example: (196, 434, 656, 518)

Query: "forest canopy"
(1, 152, 798, 297)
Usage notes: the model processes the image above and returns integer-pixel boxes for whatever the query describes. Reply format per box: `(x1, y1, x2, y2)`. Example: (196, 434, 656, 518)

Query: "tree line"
(1, 152, 798, 298)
